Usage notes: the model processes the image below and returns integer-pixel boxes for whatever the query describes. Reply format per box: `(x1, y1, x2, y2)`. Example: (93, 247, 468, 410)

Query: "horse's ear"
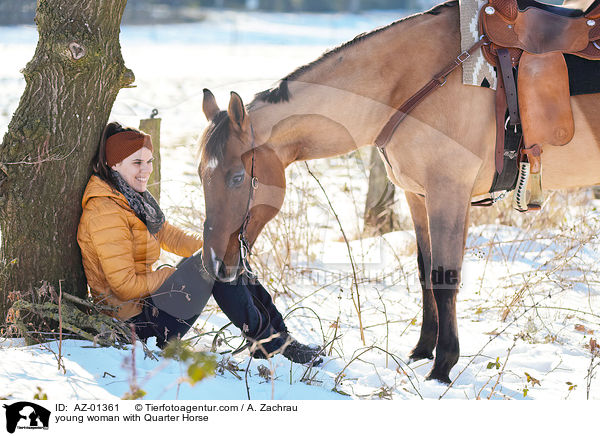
(203, 88, 220, 121)
(228, 91, 249, 131)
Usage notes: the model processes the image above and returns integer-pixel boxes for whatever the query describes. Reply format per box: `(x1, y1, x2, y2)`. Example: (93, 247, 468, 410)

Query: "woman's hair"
(92, 122, 143, 188)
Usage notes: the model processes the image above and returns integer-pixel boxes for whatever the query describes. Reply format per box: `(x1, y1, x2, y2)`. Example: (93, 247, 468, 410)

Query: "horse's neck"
(249, 3, 460, 167)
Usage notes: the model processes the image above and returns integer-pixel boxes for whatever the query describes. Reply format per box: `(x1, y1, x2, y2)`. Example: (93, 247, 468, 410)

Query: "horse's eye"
(228, 170, 245, 188)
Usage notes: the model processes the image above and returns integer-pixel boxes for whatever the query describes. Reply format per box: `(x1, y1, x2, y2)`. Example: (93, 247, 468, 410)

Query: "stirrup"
(513, 144, 544, 212)
(527, 171, 543, 211)
(513, 161, 530, 212)
(512, 163, 543, 212)
(523, 144, 543, 211)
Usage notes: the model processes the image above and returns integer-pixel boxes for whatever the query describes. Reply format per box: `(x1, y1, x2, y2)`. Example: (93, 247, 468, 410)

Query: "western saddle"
(480, 0, 600, 211)
(374, 0, 600, 210)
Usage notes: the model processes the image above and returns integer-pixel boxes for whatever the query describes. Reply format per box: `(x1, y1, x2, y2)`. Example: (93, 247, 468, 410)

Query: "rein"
(238, 124, 258, 276)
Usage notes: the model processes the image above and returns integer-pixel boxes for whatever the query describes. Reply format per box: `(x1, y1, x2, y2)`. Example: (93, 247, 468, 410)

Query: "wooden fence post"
(139, 110, 161, 203)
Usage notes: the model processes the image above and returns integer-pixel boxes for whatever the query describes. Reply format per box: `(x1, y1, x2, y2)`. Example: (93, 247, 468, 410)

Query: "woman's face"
(111, 147, 154, 192)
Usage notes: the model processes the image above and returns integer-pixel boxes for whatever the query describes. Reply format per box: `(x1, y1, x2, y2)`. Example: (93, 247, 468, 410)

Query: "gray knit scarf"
(110, 169, 165, 235)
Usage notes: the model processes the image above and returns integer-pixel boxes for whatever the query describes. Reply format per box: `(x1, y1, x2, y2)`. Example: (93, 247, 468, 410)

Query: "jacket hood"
(81, 175, 128, 209)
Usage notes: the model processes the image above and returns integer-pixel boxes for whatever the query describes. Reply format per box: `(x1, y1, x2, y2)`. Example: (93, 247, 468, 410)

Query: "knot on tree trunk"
(68, 42, 86, 60)
(120, 68, 135, 88)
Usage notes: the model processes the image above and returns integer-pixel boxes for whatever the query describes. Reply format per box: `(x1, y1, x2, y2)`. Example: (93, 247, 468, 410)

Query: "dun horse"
(197, 1, 600, 383)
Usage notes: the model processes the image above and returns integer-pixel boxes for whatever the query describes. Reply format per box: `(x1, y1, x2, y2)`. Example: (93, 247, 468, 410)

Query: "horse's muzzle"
(202, 246, 241, 283)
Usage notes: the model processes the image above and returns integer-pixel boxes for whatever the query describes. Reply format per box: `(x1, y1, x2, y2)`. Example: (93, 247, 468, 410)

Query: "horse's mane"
(252, 0, 457, 105)
(200, 110, 230, 164)
(201, 1, 457, 162)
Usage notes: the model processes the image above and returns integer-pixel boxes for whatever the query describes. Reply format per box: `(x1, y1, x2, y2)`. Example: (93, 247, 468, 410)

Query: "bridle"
(238, 123, 258, 277)
(199, 122, 258, 281)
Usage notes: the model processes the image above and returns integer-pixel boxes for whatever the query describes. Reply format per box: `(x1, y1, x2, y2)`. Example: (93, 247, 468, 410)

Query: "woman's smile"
(112, 147, 154, 192)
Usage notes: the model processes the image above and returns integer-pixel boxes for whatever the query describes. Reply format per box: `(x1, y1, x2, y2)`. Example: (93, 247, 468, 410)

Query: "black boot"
(250, 333, 325, 366)
(281, 337, 325, 365)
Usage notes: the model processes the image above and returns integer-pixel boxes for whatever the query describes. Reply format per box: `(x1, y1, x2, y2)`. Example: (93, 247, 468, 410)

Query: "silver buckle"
(457, 51, 471, 63)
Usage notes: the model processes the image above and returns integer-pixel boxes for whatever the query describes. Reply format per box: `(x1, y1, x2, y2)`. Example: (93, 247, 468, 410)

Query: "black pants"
(128, 252, 287, 351)
(212, 276, 287, 353)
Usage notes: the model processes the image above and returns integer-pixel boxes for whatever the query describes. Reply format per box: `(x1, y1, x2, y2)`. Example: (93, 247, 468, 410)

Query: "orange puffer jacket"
(77, 175, 203, 320)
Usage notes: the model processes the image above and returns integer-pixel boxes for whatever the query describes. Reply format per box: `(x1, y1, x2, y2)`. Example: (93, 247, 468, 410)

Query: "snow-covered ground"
(1, 6, 600, 403)
(3, 220, 600, 401)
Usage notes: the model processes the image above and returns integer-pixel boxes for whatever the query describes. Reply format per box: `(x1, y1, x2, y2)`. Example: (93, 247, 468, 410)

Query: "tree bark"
(364, 147, 398, 236)
(0, 0, 133, 323)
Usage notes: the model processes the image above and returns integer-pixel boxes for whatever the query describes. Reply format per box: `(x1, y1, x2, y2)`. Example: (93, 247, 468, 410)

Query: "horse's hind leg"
(424, 186, 471, 384)
(405, 191, 437, 361)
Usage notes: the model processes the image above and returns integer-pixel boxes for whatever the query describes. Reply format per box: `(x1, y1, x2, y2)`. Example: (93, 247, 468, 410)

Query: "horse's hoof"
(408, 348, 434, 363)
(425, 370, 452, 385)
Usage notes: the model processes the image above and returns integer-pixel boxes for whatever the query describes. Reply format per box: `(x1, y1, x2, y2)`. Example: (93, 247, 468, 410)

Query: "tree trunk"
(364, 147, 398, 236)
(0, 0, 133, 323)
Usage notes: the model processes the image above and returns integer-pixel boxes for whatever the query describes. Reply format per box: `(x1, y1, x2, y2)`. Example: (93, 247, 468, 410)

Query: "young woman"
(77, 122, 322, 364)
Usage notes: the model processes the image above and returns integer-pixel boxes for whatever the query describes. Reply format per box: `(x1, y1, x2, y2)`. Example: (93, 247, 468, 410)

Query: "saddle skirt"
(480, 0, 600, 68)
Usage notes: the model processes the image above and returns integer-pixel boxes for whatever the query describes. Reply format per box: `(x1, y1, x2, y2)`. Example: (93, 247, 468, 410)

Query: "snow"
(2, 215, 599, 401)
(1, 7, 600, 404)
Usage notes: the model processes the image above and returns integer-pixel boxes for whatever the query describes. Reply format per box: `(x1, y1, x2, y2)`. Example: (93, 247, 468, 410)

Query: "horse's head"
(198, 89, 286, 282)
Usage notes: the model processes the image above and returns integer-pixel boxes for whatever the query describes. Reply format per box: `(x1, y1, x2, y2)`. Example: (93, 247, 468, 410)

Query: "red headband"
(105, 131, 153, 167)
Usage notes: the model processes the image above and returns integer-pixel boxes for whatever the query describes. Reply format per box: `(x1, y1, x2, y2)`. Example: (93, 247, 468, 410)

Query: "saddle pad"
(566, 53, 600, 94)
(460, 0, 498, 89)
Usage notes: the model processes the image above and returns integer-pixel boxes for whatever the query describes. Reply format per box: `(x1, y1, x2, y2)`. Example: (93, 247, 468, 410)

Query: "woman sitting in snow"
(77, 121, 322, 364)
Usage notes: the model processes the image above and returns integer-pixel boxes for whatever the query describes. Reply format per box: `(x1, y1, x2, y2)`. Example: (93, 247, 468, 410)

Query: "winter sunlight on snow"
(1, 6, 600, 401)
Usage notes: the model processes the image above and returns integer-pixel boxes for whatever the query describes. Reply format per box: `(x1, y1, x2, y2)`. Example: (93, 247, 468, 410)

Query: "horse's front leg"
(424, 183, 472, 384)
(405, 191, 436, 361)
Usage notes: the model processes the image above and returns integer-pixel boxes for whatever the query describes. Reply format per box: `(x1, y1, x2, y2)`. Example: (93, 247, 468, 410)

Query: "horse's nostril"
(211, 257, 228, 280)
(217, 261, 228, 279)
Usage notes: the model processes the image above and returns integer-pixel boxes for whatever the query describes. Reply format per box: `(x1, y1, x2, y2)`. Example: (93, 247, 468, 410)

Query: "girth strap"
(494, 60, 508, 174)
(494, 48, 521, 174)
(497, 48, 520, 126)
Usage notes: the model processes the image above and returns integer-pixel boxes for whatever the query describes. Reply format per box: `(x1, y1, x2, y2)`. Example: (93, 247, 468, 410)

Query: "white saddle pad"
(459, 0, 498, 89)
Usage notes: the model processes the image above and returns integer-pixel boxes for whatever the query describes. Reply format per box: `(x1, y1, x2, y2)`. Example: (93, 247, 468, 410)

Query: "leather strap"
(374, 37, 489, 150)
(497, 48, 520, 126)
(489, 126, 522, 193)
(471, 197, 496, 207)
(238, 124, 258, 277)
(494, 65, 508, 174)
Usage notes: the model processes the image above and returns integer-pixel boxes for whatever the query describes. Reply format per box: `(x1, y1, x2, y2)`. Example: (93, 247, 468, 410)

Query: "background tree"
(363, 147, 398, 235)
(0, 0, 133, 324)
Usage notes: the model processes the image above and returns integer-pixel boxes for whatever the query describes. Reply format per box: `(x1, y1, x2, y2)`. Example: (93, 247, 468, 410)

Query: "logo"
(2, 402, 51, 434)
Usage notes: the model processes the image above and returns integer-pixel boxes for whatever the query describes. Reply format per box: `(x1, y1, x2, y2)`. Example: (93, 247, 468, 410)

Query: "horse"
(197, 0, 600, 384)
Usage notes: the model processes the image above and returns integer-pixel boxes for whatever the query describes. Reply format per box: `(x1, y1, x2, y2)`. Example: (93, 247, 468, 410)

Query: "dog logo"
(2, 402, 51, 433)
